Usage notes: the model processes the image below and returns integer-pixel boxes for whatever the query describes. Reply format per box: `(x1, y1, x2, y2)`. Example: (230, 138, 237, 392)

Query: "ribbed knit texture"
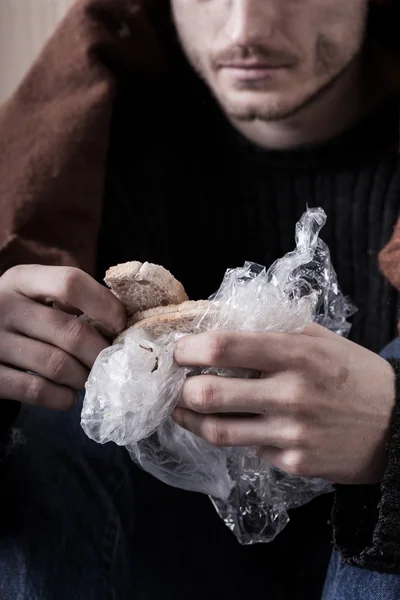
(97, 64, 400, 353)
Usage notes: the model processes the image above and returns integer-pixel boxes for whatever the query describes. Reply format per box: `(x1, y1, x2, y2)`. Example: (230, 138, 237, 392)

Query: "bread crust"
(104, 261, 188, 315)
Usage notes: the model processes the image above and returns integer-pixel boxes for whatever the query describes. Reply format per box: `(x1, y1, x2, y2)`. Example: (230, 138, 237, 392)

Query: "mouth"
(219, 62, 291, 81)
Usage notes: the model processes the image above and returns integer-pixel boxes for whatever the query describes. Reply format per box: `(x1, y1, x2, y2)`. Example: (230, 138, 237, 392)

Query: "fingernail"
(176, 332, 192, 347)
(174, 337, 189, 359)
(174, 339, 183, 352)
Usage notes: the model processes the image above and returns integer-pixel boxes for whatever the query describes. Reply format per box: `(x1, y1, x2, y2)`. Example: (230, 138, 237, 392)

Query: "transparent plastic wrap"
(82, 207, 356, 544)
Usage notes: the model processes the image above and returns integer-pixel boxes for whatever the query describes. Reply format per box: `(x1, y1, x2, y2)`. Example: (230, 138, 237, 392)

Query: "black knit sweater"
(97, 70, 400, 353)
(96, 60, 400, 576)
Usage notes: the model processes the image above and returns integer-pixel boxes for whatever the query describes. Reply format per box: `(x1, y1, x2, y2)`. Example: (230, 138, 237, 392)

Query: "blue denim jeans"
(0, 397, 333, 600)
(0, 400, 138, 600)
(321, 337, 400, 600)
(322, 552, 400, 600)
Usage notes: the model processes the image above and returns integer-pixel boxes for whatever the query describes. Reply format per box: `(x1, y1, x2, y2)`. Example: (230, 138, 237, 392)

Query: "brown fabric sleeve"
(0, 0, 166, 276)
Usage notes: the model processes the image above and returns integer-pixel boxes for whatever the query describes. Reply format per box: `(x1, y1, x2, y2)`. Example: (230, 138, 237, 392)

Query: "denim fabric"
(0, 396, 332, 600)
(0, 399, 138, 600)
(322, 552, 400, 600)
(379, 337, 400, 360)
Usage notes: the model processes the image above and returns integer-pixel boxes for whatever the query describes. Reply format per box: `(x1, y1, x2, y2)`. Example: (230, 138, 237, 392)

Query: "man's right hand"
(0, 265, 126, 410)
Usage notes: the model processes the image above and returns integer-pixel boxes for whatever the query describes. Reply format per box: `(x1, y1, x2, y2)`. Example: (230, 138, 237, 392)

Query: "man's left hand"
(173, 325, 396, 484)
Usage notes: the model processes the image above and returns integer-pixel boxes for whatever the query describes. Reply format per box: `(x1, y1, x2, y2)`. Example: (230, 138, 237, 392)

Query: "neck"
(231, 51, 392, 151)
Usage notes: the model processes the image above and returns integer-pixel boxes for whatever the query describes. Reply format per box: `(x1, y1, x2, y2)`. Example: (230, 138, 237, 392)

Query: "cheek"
(312, 2, 367, 69)
(282, 1, 367, 77)
(172, 0, 225, 47)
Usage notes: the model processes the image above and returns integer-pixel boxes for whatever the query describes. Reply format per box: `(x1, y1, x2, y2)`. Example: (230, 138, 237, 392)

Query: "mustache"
(211, 45, 298, 67)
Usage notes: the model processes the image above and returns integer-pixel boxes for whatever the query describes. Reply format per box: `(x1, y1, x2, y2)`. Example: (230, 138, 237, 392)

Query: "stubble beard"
(180, 35, 360, 124)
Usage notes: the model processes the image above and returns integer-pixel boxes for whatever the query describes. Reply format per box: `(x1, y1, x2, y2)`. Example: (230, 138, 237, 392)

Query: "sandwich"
(84, 261, 214, 342)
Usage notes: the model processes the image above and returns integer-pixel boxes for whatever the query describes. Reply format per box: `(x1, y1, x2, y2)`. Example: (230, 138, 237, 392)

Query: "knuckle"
(58, 268, 83, 303)
(57, 389, 77, 411)
(282, 378, 303, 406)
(288, 343, 311, 370)
(63, 318, 86, 353)
(206, 332, 229, 364)
(1, 265, 22, 285)
(203, 418, 230, 447)
(45, 350, 70, 382)
(26, 376, 48, 405)
(280, 450, 308, 477)
(192, 378, 218, 413)
(26, 374, 76, 410)
(0, 291, 15, 329)
(278, 376, 307, 416)
(287, 423, 309, 448)
(294, 339, 328, 375)
(0, 271, 22, 318)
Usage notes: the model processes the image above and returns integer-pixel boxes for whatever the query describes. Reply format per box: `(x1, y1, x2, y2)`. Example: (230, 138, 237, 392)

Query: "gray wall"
(0, 0, 74, 103)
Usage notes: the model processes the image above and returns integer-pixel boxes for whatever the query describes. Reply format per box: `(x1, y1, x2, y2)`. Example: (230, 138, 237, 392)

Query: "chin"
(216, 90, 297, 123)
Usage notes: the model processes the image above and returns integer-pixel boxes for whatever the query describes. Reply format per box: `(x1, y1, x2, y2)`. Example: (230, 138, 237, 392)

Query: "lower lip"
(221, 66, 286, 81)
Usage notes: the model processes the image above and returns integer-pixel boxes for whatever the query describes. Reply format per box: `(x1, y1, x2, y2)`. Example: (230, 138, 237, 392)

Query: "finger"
(4, 265, 126, 334)
(52, 301, 82, 316)
(7, 299, 109, 369)
(302, 322, 339, 339)
(172, 408, 298, 448)
(257, 446, 312, 478)
(180, 374, 280, 414)
(0, 332, 89, 390)
(0, 365, 77, 410)
(175, 330, 310, 372)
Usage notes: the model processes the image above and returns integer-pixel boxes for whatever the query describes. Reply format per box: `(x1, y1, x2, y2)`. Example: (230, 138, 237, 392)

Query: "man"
(0, 0, 400, 598)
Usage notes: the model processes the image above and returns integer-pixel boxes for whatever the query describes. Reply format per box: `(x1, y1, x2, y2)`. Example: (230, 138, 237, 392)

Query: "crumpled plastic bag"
(81, 207, 356, 544)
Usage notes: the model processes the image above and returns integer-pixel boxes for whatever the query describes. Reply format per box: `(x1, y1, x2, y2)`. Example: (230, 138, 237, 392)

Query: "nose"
(225, 0, 276, 46)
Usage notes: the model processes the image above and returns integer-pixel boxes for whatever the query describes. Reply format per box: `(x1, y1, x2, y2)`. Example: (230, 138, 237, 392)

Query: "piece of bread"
(114, 300, 215, 343)
(130, 300, 212, 324)
(104, 261, 188, 316)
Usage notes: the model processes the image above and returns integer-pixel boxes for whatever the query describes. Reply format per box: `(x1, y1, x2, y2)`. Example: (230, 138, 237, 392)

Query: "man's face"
(171, 0, 370, 122)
